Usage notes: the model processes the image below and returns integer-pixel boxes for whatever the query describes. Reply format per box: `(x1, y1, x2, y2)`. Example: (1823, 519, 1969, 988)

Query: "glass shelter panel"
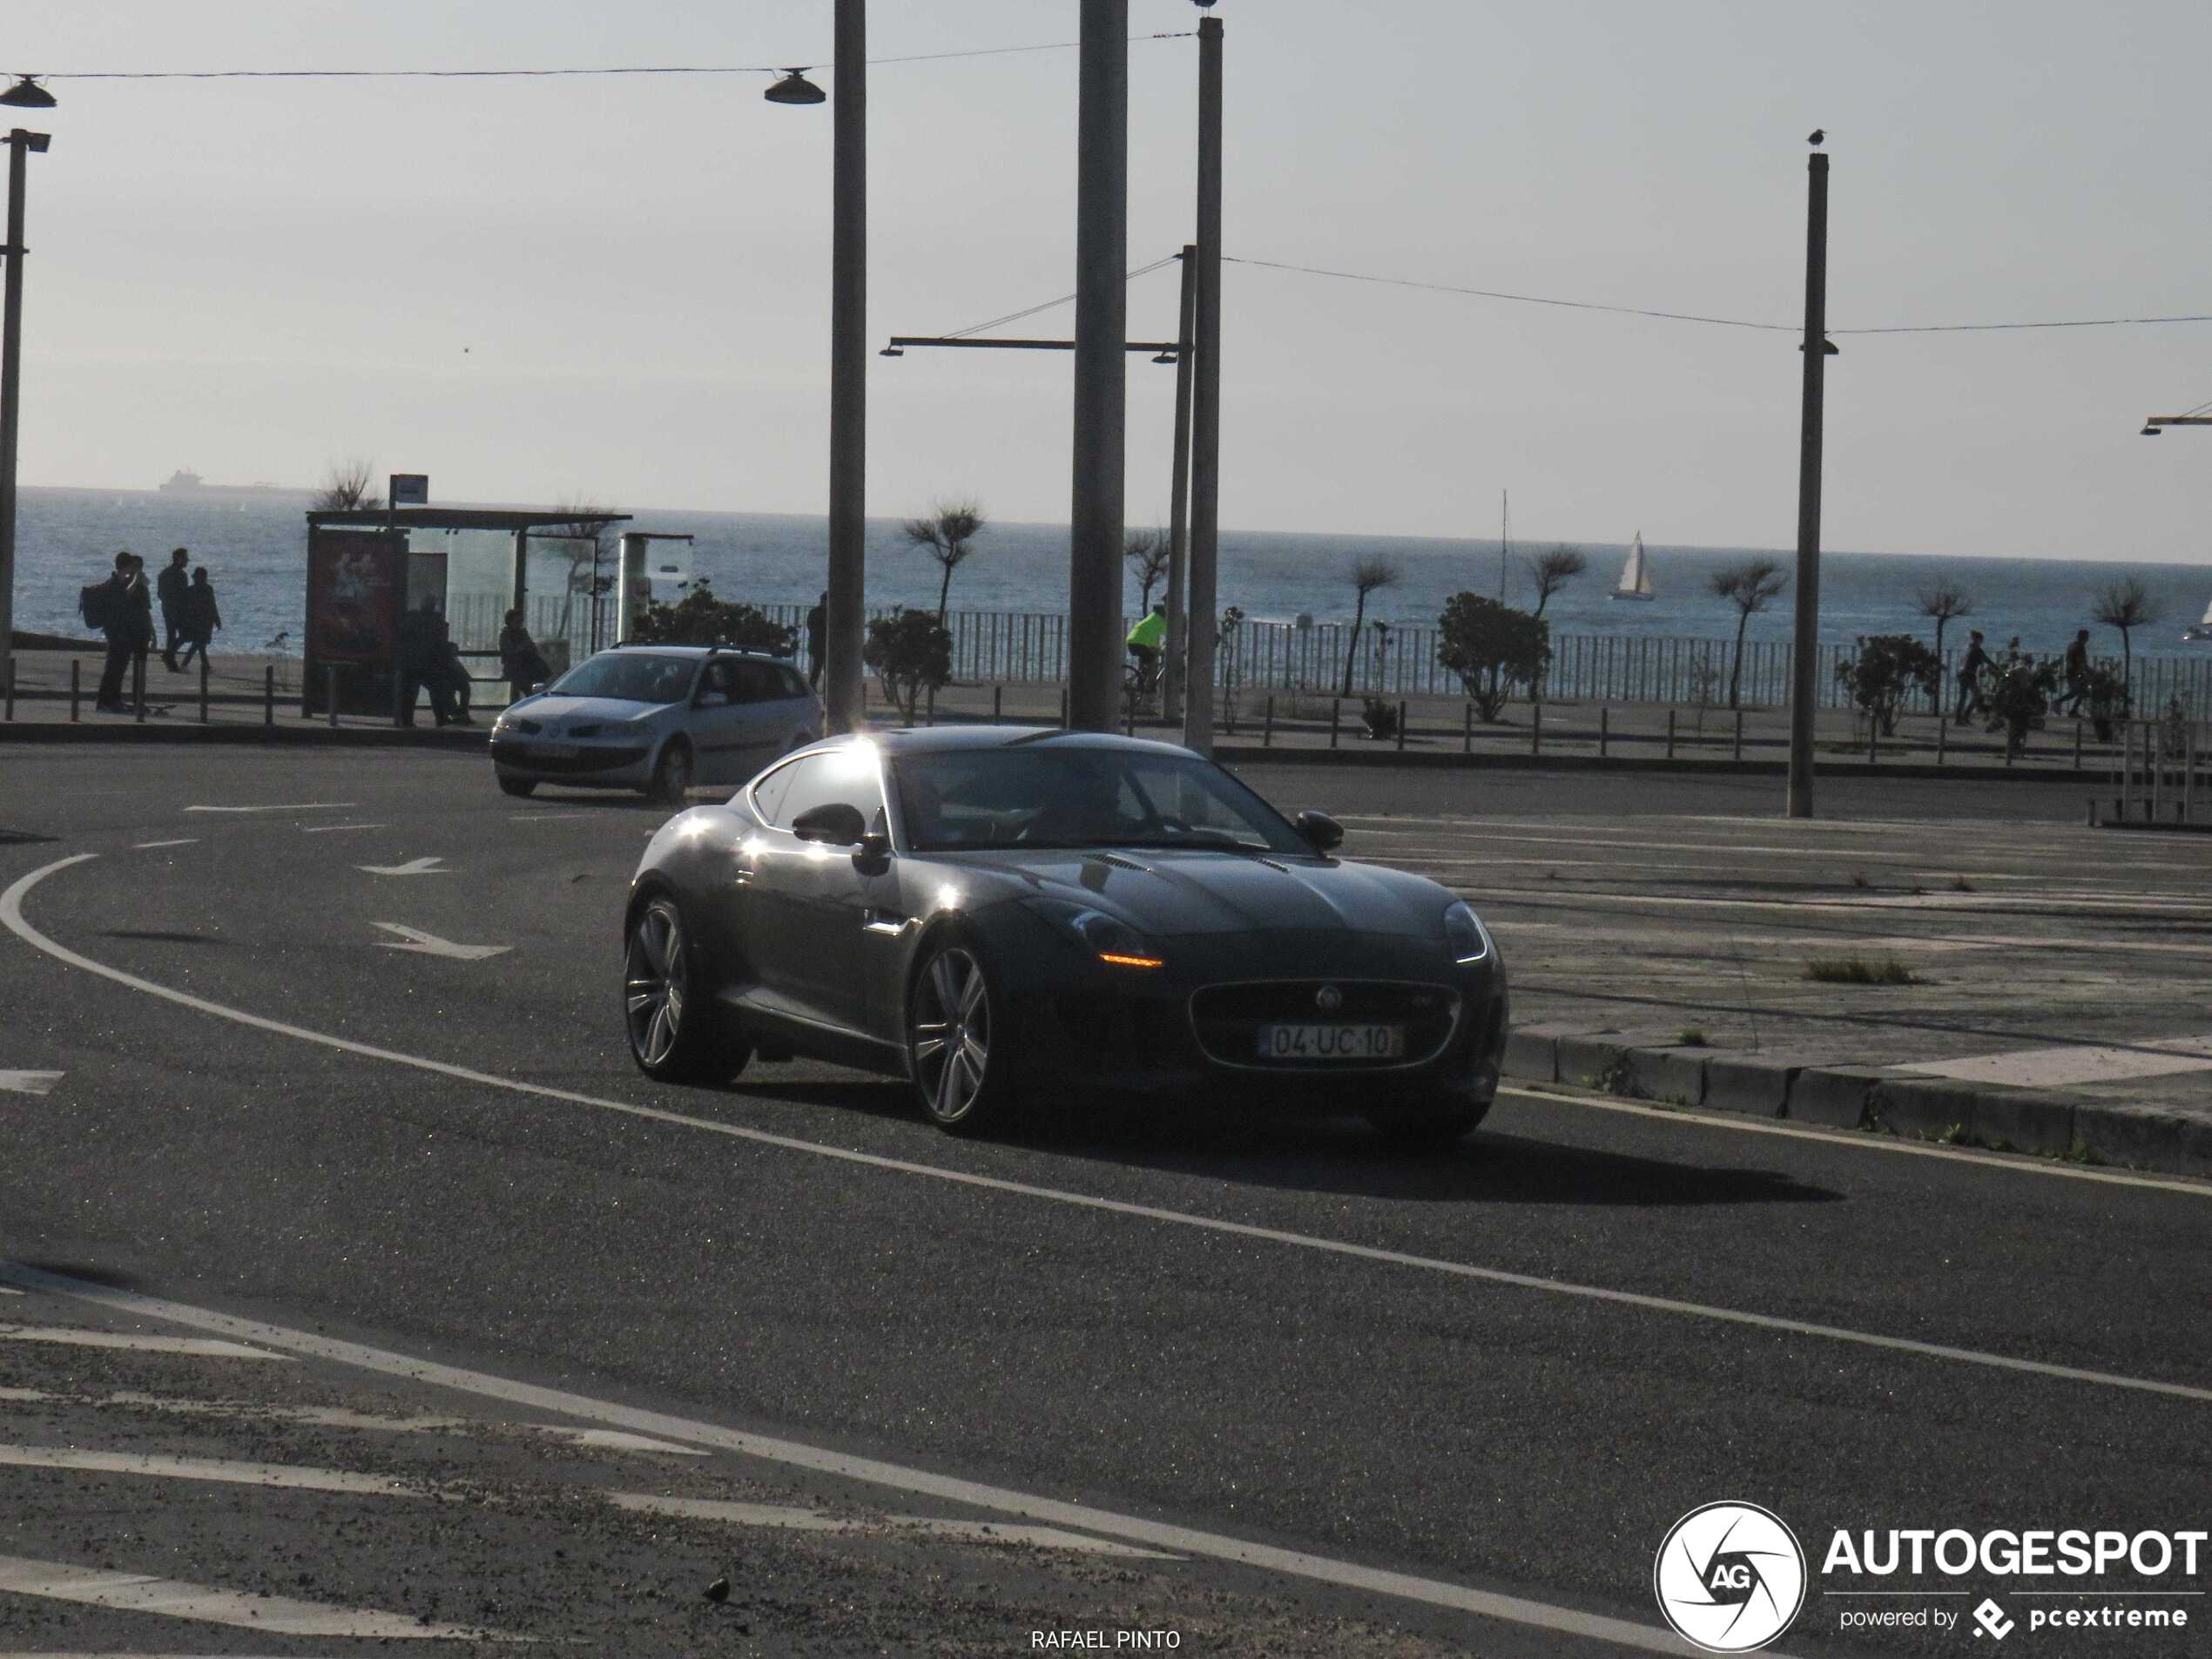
(441, 529, 521, 654)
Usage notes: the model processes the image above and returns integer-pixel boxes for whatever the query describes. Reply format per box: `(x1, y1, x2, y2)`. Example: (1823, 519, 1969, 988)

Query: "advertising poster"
(304, 528, 404, 715)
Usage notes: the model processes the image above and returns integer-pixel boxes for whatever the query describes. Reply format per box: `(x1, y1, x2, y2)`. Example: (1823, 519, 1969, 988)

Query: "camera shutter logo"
(1653, 1502, 1807, 1653)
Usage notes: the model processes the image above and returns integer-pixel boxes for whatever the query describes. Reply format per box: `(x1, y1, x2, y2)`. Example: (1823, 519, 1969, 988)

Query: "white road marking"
(0, 1554, 516, 1642)
(182, 804, 354, 815)
(357, 856, 448, 877)
(5, 853, 2207, 1412)
(0, 1325, 284, 1360)
(372, 923, 510, 961)
(1495, 1085, 2212, 1197)
(604, 1492, 1177, 1558)
(0, 1265, 1715, 1656)
(0, 1070, 62, 1096)
(0, 1444, 437, 1499)
(302, 822, 390, 834)
(1894, 1035, 2212, 1088)
(0, 1389, 705, 1454)
(130, 840, 199, 850)
(508, 812, 590, 822)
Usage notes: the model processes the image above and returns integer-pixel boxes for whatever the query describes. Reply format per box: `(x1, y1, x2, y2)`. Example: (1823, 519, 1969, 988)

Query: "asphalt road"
(1, 745, 2207, 1656)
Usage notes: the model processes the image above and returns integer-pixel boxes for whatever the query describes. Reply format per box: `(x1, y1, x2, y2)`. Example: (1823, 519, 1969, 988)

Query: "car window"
(761, 748, 884, 832)
(749, 758, 804, 825)
(698, 660, 738, 699)
(889, 747, 1306, 853)
(730, 660, 782, 704)
(551, 652, 696, 705)
(774, 665, 810, 699)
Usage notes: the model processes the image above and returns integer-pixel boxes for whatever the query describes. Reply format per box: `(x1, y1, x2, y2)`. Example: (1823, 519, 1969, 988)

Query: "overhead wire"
(941, 255, 1182, 341)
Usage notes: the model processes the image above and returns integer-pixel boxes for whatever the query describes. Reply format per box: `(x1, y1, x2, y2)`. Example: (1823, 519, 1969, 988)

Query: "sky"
(8, 0, 2212, 563)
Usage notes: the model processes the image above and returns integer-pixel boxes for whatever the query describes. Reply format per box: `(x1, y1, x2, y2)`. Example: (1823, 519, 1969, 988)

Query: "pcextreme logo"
(1654, 1501, 1809, 1653)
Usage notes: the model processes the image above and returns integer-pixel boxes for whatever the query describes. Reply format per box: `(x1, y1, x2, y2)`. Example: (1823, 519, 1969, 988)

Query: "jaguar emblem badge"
(1315, 984, 1343, 1012)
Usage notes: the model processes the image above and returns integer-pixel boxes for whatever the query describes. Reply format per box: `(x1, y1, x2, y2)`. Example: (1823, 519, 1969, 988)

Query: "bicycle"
(1122, 651, 1162, 725)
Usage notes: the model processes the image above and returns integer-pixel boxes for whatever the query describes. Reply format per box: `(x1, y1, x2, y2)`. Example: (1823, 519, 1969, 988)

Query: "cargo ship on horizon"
(158, 469, 303, 496)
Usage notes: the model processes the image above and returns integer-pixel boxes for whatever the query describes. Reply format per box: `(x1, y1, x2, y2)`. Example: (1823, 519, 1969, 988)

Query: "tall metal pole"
(825, 0, 868, 735)
(1786, 148, 1829, 819)
(0, 131, 44, 706)
(1182, 17, 1224, 755)
(1068, 0, 1129, 732)
(1163, 246, 1196, 724)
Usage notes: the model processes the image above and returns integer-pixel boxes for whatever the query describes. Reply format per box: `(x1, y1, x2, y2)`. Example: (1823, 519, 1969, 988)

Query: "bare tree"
(1123, 526, 1170, 613)
(1527, 544, 1588, 618)
(1915, 581, 1973, 714)
(903, 498, 988, 624)
(1341, 554, 1402, 696)
(1710, 558, 1789, 708)
(2093, 577, 2163, 694)
(550, 496, 622, 651)
(311, 457, 380, 513)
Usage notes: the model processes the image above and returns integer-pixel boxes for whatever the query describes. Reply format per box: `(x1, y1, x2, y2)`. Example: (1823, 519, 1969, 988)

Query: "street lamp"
(0, 78, 55, 717)
(762, 11, 866, 737)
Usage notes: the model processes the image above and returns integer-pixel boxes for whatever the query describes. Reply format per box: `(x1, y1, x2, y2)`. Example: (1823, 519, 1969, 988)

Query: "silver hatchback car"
(489, 645, 820, 802)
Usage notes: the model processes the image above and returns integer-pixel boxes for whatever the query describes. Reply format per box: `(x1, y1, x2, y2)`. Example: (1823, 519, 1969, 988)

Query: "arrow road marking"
(0, 1071, 62, 1096)
(372, 924, 510, 961)
(357, 857, 448, 877)
(183, 803, 354, 814)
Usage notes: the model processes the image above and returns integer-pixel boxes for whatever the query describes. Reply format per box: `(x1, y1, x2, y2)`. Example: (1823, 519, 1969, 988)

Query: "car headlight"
(1023, 899, 1164, 969)
(1442, 900, 1492, 964)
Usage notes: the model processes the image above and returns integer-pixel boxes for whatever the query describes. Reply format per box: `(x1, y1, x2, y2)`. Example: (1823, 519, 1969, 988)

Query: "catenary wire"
(941, 256, 1182, 341)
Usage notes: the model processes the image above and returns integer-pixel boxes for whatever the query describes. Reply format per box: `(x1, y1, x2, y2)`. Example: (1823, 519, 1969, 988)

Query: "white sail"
(2202, 594, 2212, 626)
(1613, 532, 1655, 600)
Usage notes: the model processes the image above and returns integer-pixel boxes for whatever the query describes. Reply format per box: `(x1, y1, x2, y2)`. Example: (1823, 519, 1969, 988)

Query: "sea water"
(15, 485, 2209, 663)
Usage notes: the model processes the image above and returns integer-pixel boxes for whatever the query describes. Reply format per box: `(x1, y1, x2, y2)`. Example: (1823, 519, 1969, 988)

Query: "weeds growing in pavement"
(1848, 870, 1871, 889)
(1676, 1027, 1708, 1047)
(1949, 873, 1977, 893)
(1804, 956, 1918, 986)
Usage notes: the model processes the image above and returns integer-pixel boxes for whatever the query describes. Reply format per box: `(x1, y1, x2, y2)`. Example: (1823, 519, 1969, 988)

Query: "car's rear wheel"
(907, 938, 1009, 1133)
(647, 740, 693, 806)
(1367, 1098, 1487, 1150)
(624, 894, 748, 1083)
(498, 776, 537, 799)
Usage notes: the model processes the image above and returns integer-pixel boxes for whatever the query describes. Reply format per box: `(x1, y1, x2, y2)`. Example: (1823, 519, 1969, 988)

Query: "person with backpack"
(175, 567, 222, 671)
(155, 547, 191, 671)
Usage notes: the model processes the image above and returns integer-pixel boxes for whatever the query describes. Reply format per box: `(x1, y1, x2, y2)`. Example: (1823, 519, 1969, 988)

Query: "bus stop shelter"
(302, 506, 643, 718)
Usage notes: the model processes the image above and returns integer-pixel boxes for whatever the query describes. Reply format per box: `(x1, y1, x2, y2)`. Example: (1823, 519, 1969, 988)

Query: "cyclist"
(1124, 603, 1168, 691)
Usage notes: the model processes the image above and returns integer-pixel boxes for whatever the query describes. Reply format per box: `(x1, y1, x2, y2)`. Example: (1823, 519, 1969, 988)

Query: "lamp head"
(764, 69, 826, 106)
(1152, 348, 1179, 365)
(0, 76, 57, 109)
(879, 345, 905, 358)
(2141, 425, 2162, 437)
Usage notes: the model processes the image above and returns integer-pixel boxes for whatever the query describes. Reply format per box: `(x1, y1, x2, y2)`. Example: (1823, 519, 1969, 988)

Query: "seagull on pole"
(1807, 128, 1826, 146)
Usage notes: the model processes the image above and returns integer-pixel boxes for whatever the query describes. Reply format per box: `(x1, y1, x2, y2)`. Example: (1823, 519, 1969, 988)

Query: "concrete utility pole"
(1183, 15, 1224, 755)
(1786, 147, 1830, 819)
(825, 0, 867, 736)
(0, 127, 52, 707)
(1067, 0, 1129, 732)
(1163, 246, 1197, 724)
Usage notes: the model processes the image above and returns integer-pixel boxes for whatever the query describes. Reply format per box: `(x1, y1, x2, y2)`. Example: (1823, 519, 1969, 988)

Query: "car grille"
(489, 739, 650, 775)
(1189, 980, 1460, 1069)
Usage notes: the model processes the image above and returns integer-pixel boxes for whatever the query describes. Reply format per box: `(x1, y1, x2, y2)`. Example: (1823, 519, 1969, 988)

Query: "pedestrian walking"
(1953, 629, 1991, 722)
(497, 609, 550, 702)
(155, 547, 191, 672)
(2053, 628, 2092, 714)
(395, 595, 460, 727)
(806, 590, 827, 690)
(174, 567, 222, 671)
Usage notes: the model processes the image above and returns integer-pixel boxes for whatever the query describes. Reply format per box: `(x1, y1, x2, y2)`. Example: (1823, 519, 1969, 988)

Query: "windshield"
(889, 746, 1308, 855)
(547, 653, 697, 705)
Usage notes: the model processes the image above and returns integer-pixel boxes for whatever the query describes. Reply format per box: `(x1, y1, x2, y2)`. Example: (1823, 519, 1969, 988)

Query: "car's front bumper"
(490, 737, 654, 782)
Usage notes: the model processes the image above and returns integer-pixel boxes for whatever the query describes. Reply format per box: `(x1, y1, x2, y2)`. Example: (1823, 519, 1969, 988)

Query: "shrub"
(630, 580, 796, 655)
(1436, 593, 1550, 721)
(1835, 633, 1942, 735)
(1985, 656, 2058, 758)
(862, 608, 953, 726)
(1804, 956, 1917, 985)
(1359, 696, 1399, 740)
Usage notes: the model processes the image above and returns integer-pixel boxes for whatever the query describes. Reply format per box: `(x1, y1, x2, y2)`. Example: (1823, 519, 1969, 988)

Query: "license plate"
(532, 742, 579, 759)
(1256, 1023, 1406, 1061)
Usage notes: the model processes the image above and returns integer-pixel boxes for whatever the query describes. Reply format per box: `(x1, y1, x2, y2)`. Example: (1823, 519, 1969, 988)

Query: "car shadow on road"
(726, 1080, 1840, 1209)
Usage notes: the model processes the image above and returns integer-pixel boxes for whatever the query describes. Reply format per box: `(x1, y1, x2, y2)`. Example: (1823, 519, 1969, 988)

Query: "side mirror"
(792, 801, 867, 846)
(1293, 810, 1344, 853)
(528, 682, 547, 697)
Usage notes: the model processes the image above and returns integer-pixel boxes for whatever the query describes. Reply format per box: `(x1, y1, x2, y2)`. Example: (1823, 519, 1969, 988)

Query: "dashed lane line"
(0, 1070, 63, 1096)
(604, 1492, 1176, 1558)
(180, 803, 355, 815)
(301, 822, 391, 834)
(0, 1554, 518, 1642)
(4, 853, 2208, 1413)
(0, 1444, 438, 1499)
(129, 840, 198, 851)
(0, 1264, 1712, 1656)
(0, 1325, 286, 1360)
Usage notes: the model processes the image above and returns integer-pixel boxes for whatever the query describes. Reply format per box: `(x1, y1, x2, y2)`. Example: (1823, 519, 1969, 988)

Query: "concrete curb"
(1214, 743, 2116, 786)
(1500, 1033, 2212, 1180)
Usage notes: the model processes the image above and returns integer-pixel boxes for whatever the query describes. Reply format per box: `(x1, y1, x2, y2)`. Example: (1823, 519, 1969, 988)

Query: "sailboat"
(2182, 594, 2212, 642)
(1612, 531, 1656, 601)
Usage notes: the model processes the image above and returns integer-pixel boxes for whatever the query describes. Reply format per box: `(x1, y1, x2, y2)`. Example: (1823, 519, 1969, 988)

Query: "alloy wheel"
(911, 946, 992, 1124)
(625, 899, 688, 1069)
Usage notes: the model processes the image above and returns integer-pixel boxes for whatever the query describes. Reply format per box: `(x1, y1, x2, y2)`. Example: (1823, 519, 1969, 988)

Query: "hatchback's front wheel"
(647, 740, 693, 806)
(624, 894, 747, 1083)
(907, 939, 1010, 1133)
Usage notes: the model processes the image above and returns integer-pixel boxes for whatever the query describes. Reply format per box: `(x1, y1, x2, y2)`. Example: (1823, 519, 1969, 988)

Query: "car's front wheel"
(907, 937, 1010, 1134)
(647, 739, 693, 806)
(624, 894, 748, 1084)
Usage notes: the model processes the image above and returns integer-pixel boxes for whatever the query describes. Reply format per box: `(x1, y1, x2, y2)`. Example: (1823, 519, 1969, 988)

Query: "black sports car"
(623, 728, 1508, 1143)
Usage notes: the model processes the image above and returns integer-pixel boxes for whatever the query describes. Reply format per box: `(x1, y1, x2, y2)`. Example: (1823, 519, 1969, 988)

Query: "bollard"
(1059, 687, 1069, 729)
(1599, 706, 1608, 759)
(70, 659, 81, 723)
(1531, 703, 1541, 756)
(1330, 698, 1340, 750)
(2188, 724, 2197, 822)
(1123, 691, 1133, 738)
(1666, 708, 1676, 759)
(1867, 715, 1878, 765)
(134, 655, 147, 723)
(199, 654, 210, 725)
(265, 664, 274, 727)
(1463, 702, 1473, 755)
(1732, 707, 1743, 763)
(993, 684, 1002, 722)
(1936, 712, 1946, 766)
(1396, 699, 1407, 752)
(3, 659, 12, 723)
(2074, 718, 2083, 771)
(1263, 694, 1273, 748)
(327, 665, 339, 730)
(925, 683, 935, 727)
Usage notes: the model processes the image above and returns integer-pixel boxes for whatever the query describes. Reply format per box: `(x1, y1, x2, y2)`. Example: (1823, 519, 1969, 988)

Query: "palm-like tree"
(903, 499, 988, 624)
(1710, 559, 1789, 709)
(2093, 577, 2162, 704)
(1341, 555, 1402, 697)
